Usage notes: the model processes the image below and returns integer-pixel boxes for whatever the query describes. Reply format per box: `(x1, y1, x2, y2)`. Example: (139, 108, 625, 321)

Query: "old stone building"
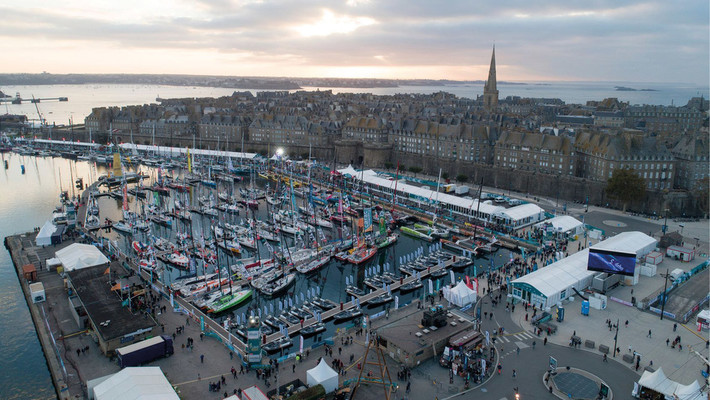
(342, 117, 388, 143)
(198, 114, 251, 145)
(494, 130, 574, 175)
(671, 134, 709, 190)
(624, 105, 704, 138)
(575, 131, 675, 191)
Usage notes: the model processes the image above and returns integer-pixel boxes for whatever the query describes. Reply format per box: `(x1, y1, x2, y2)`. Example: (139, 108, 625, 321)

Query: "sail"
(187, 147, 192, 173)
(122, 185, 129, 211)
(112, 152, 123, 178)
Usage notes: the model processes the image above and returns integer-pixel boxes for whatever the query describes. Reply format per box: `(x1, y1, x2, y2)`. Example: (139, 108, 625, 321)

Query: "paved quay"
(6, 230, 465, 399)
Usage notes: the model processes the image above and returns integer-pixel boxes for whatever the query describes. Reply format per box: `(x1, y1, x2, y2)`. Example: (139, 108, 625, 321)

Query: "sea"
(0, 81, 708, 127)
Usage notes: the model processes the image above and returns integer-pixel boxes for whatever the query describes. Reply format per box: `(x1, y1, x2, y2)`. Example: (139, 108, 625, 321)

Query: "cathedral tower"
(483, 46, 498, 111)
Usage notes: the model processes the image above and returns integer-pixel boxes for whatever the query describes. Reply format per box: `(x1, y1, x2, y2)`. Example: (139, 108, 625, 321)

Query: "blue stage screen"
(587, 249, 636, 276)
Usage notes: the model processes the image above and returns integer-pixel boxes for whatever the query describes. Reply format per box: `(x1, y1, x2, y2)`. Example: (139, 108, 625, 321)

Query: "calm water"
(1, 81, 708, 126)
(0, 153, 110, 399)
(0, 153, 515, 398)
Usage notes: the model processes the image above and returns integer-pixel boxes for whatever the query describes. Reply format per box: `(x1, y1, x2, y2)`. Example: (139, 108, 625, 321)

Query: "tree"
(408, 166, 422, 176)
(384, 162, 394, 170)
(605, 168, 646, 212)
(456, 174, 468, 183)
(442, 172, 450, 180)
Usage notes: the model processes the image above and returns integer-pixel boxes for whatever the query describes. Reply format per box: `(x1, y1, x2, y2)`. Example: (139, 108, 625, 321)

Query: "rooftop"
(67, 265, 156, 342)
(377, 308, 472, 355)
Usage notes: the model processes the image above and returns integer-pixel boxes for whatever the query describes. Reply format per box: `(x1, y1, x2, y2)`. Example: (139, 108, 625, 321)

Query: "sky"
(0, 0, 708, 85)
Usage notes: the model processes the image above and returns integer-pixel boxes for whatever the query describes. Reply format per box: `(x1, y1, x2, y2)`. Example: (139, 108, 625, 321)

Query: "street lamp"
(662, 208, 670, 234)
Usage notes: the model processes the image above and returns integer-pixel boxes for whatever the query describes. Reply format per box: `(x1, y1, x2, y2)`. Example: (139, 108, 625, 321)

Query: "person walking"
(673, 323, 677, 332)
(512, 369, 517, 378)
(200, 354, 204, 363)
(497, 364, 502, 375)
(647, 329, 652, 338)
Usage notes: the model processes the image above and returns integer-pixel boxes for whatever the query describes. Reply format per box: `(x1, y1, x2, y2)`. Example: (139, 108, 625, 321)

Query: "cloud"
(0, 0, 706, 84)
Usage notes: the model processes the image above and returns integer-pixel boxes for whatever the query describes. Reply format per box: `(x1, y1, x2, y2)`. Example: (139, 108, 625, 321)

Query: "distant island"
(615, 86, 658, 92)
(0, 73, 534, 90)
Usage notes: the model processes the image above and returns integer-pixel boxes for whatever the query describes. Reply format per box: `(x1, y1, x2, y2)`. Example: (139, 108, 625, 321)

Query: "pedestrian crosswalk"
(496, 330, 536, 343)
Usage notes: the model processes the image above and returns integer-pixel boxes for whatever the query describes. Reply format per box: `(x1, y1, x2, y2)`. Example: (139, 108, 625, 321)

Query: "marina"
(1, 145, 518, 398)
(3, 138, 707, 400)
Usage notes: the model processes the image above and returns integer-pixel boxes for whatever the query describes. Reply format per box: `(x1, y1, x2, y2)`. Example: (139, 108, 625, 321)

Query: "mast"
(392, 161, 400, 212)
(473, 177, 484, 242)
(434, 168, 441, 224)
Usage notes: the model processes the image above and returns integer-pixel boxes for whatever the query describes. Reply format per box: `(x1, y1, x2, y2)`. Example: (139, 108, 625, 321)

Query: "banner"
(299, 335, 304, 354)
(363, 208, 373, 232)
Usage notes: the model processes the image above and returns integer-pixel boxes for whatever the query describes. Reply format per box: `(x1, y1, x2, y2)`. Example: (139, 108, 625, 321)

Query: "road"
(448, 291, 639, 400)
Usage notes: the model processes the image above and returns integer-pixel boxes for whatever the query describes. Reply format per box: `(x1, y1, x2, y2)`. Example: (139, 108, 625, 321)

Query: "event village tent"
(306, 358, 339, 393)
(55, 243, 110, 272)
(443, 280, 477, 307)
(636, 367, 704, 400)
(36, 220, 59, 247)
(91, 367, 179, 400)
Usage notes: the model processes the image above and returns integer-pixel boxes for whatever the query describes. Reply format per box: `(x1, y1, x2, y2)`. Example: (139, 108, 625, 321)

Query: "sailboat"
(206, 288, 252, 313)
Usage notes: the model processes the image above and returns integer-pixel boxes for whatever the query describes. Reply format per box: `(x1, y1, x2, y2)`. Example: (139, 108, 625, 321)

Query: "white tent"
(91, 367, 178, 400)
(36, 219, 57, 247)
(534, 215, 584, 236)
(637, 368, 705, 400)
(443, 281, 477, 307)
(306, 358, 339, 393)
(55, 243, 110, 272)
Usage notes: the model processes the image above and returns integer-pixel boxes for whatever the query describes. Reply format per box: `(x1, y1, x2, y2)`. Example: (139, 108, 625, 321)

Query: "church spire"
(483, 46, 499, 111)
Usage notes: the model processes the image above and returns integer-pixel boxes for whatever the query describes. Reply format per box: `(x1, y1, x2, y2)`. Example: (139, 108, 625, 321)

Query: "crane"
(32, 95, 46, 131)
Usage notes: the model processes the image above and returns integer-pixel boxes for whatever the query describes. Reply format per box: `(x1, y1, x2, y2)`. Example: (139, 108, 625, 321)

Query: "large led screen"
(587, 249, 636, 276)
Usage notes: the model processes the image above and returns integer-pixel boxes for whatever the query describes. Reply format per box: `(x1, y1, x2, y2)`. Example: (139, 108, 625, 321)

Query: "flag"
(103, 267, 110, 275)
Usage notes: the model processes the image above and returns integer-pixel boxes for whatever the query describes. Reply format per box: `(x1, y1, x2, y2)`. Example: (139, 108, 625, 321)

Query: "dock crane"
(32, 95, 46, 130)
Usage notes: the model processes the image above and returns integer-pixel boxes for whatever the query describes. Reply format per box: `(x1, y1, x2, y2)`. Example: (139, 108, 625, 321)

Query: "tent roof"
(591, 231, 656, 254)
(37, 219, 57, 241)
(512, 231, 656, 299)
(451, 280, 476, 296)
(494, 203, 544, 221)
(308, 358, 338, 381)
(512, 249, 594, 298)
(55, 243, 110, 271)
(93, 367, 178, 400)
(638, 368, 704, 400)
(337, 166, 503, 216)
(535, 215, 583, 232)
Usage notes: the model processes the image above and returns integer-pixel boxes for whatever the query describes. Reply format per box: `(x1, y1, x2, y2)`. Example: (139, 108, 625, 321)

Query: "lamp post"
(662, 208, 669, 234)
(612, 318, 620, 357)
(659, 269, 672, 320)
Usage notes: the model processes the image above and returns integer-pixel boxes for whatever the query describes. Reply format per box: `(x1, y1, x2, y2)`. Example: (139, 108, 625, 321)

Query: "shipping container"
(115, 335, 173, 368)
